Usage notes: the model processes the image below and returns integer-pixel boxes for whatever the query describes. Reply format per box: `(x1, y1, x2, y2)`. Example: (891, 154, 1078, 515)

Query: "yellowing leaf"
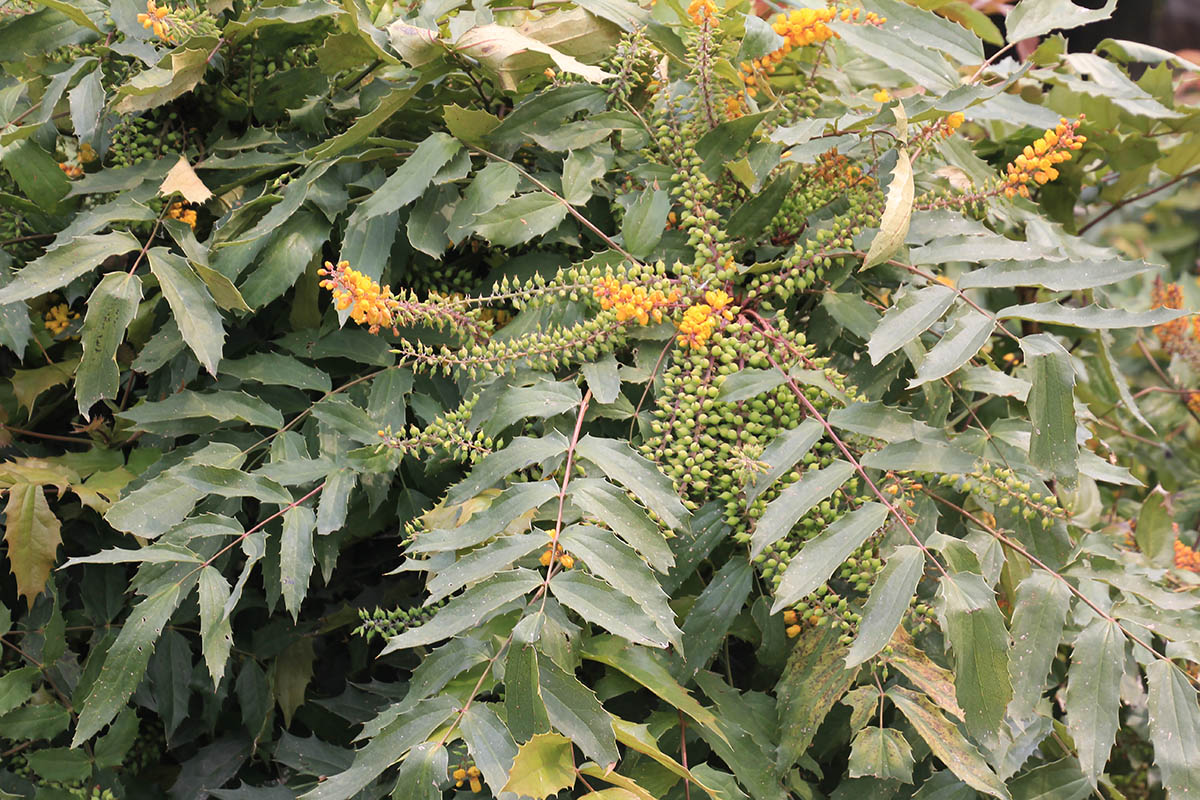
(455, 24, 614, 91)
(862, 148, 913, 270)
(500, 732, 576, 799)
(10, 358, 79, 416)
(3, 483, 62, 607)
(159, 156, 213, 204)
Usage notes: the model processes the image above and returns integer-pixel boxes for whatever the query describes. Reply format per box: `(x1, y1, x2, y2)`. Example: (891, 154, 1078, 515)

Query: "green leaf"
(1022, 335, 1077, 484)
(888, 687, 1010, 799)
(1006, 0, 1115, 42)
(997, 302, 1187, 329)
(221, 353, 332, 393)
(280, 505, 316, 621)
(576, 435, 689, 530)
(1006, 571, 1071, 724)
(848, 726, 915, 784)
(937, 573, 1012, 743)
(772, 502, 888, 611)
(0, 665, 38, 716)
(745, 419, 823, 505)
(752, 460, 856, 559)
(559, 524, 680, 647)
(1065, 618, 1125, 788)
(776, 623, 861, 770)
(623, 188, 669, 258)
(569, 479, 674, 572)
(869, 0, 983, 63)
(360, 137, 463, 224)
(3, 483, 62, 608)
(74, 576, 194, 745)
(1, 140, 70, 211)
(460, 703, 518, 796)
(473, 193, 569, 247)
(679, 558, 753, 678)
(506, 642, 550, 743)
(716, 366, 788, 403)
(118, 390, 284, 432)
(539, 655, 619, 766)
(846, 545, 925, 667)
(863, 149, 914, 269)
(390, 743, 447, 800)
(447, 434, 568, 505)
(426, 533, 545, 604)
(411, 480, 558, 553)
(238, 209, 328, 309)
(550, 570, 672, 648)
(448, 161, 521, 243)
(93, 708, 139, 769)
(76, 271, 141, 418)
(198, 566, 234, 688)
(301, 697, 459, 800)
(726, 172, 794, 243)
(274, 637, 315, 727)
(1136, 489, 1174, 565)
(381, 569, 540, 653)
(1146, 660, 1200, 798)
(957, 258, 1156, 292)
(147, 248, 224, 376)
(500, 732, 577, 799)
(1008, 758, 1091, 800)
(909, 307, 994, 387)
(583, 635, 722, 736)
(112, 41, 216, 113)
(25, 747, 91, 783)
(0, 232, 141, 306)
(696, 112, 771, 179)
(868, 284, 956, 364)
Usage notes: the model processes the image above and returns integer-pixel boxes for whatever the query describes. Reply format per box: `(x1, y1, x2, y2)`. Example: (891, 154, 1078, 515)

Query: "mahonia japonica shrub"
(3, 0, 1200, 798)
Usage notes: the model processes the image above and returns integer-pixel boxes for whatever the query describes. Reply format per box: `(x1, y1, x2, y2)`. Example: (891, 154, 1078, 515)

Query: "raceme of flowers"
(138, 0, 175, 42)
(676, 289, 736, 349)
(593, 275, 680, 325)
(167, 201, 196, 229)
(737, 7, 885, 96)
(1002, 116, 1086, 198)
(318, 260, 403, 335)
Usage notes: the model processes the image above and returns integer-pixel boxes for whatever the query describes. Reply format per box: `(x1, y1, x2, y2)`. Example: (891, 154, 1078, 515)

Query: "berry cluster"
(1176, 539, 1200, 572)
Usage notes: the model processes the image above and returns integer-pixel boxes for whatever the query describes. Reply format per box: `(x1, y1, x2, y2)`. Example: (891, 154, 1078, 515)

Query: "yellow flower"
(318, 260, 402, 335)
(873, 89, 891, 103)
(1002, 115, 1086, 199)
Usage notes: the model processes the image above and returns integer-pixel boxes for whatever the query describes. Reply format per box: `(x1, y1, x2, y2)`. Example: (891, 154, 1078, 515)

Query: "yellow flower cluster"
(1150, 278, 1200, 382)
(1176, 539, 1200, 572)
(738, 7, 884, 96)
(452, 765, 482, 792)
(676, 289, 735, 349)
(318, 260, 401, 335)
(541, 539, 575, 570)
(724, 94, 747, 120)
(593, 276, 679, 325)
(687, 0, 718, 25)
(138, 0, 175, 42)
(1003, 116, 1086, 199)
(44, 303, 78, 336)
(873, 88, 891, 103)
(58, 161, 82, 179)
(167, 201, 197, 229)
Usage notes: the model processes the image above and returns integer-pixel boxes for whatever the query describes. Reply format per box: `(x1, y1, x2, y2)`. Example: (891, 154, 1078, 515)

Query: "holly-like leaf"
(76, 272, 142, 418)
(500, 732, 577, 799)
(1065, 618, 1125, 788)
(160, 156, 213, 204)
(147, 249, 223, 376)
(937, 572, 1012, 744)
(848, 726, 915, 783)
(0, 233, 141, 306)
(3, 483, 62, 608)
(888, 687, 1010, 799)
